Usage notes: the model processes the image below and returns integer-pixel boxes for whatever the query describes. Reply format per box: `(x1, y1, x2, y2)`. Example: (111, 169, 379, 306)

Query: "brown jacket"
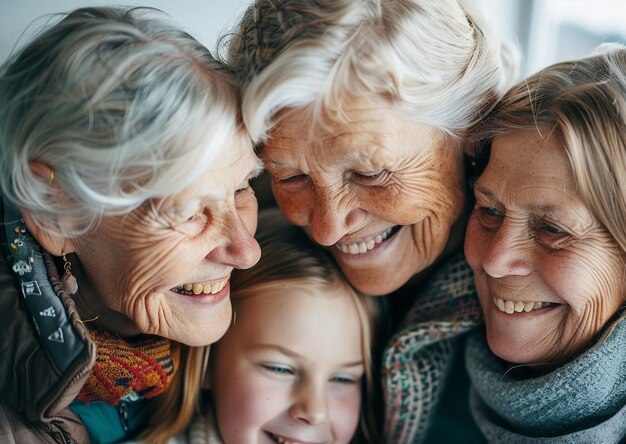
(0, 201, 96, 443)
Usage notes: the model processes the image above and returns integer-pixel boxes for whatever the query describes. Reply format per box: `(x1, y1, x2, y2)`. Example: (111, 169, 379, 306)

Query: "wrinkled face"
(70, 136, 262, 346)
(262, 98, 465, 296)
(211, 285, 364, 444)
(465, 130, 625, 364)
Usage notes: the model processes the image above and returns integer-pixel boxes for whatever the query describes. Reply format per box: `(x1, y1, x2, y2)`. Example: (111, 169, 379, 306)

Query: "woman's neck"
(62, 254, 143, 337)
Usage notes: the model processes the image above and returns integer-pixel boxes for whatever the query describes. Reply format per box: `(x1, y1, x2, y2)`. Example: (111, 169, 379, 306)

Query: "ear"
(21, 161, 75, 256)
(21, 210, 73, 256)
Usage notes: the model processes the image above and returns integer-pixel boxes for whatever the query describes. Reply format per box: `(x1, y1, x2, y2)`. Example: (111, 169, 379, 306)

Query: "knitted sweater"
(382, 253, 483, 443)
(466, 320, 626, 443)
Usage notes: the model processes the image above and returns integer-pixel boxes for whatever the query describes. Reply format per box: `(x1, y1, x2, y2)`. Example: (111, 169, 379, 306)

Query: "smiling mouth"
(170, 278, 228, 296)
(493, 297, 558, 314)
(335, 226, 400, 255)
(266, 431, 325, 444)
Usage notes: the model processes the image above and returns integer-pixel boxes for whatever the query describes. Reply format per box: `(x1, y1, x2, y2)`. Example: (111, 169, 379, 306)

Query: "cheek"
(272, 185, 311, 226)
(213, 362, 274, 436)
(331, 391, 362, 443)
(464, 215, 489, 273)
(544, 250, 625, 312)
(240, 198, 259, 235)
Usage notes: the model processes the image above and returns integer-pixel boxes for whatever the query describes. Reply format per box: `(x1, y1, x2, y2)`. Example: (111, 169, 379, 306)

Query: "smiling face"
(69, 136, 263, 346)
(465, 130, 626, 364)
(262, 97, 465, 296)
(210, 284, 364, 444)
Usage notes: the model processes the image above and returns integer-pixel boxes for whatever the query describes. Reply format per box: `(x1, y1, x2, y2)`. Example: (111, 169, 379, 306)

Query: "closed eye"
(272, 173, 308, 191)
(350, 169, 390, 186)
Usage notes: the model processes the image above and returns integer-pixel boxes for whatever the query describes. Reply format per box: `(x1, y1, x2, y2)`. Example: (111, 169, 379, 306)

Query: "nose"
(207, 210, 261, 270)
(289, 381, 328, 425)
(481, 219, 533, 279)
(307, 186, 366, 246)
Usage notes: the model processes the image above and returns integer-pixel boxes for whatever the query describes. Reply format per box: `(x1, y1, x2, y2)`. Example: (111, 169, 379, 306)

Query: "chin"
(341, 265, 411, 296)
(485, 328, 543, 365)
(152, 307, 232, 346)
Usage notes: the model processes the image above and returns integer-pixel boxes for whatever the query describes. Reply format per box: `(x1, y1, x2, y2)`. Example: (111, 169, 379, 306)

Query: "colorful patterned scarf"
(77, 326, 179, 405)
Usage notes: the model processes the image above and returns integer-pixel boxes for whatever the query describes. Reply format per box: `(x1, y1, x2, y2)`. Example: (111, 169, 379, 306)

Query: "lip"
(168, 280, 230, 306)
(265, 431, 328, 444)
(490, 296, 561, 317)
(333, 225, 402, 261)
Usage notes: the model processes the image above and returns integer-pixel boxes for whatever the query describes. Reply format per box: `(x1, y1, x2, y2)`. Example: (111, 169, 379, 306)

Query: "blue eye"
(480, 206, 503, 217)
(262, 364, 294, 376)
(543, 223, 565, 235)
(330, 375, 357, 384)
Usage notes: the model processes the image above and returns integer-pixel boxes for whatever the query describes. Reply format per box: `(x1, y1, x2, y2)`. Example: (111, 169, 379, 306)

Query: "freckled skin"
(65, 138, 262, 346)
(262, 97, 465, 296)
(465, 130, 626, 364)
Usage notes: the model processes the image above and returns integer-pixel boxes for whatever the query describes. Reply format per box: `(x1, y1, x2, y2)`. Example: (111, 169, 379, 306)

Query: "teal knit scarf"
(466, 320, 626, 442)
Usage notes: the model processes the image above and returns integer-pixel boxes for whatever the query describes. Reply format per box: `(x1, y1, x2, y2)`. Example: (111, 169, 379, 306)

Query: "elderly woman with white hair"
(465, 45, 626, 442)
(0, 7, 261, 444)
(226, 0, 515, 442)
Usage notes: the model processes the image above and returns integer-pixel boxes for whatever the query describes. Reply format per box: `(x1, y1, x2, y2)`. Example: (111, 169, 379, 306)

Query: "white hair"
(226, 0, 517, 141)
(0, 7, 245, 235)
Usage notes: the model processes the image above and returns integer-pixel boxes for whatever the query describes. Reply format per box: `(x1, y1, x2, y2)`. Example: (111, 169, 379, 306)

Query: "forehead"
(484, 131, 573, 187)
(172, 136, 261, 202)
(228, 288, 363, 357)
(479, 130, 595, 225)
(264, 98, 444, 165)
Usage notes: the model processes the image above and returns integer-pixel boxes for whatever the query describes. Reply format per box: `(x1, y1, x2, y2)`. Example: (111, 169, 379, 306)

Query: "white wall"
(2, 1, 625, 76)
(0, 0, 252, 63)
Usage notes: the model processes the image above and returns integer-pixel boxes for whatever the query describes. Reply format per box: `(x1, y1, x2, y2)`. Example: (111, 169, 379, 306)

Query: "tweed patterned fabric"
(383, 253, 482, 443)
(77, 326, 179, 405)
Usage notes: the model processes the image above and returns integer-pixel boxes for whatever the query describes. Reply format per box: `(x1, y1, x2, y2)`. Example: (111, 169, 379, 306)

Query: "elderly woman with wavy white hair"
(226, 0, 514, 441)
(0, 6, 261, 444)
(465, 45, 626, 442)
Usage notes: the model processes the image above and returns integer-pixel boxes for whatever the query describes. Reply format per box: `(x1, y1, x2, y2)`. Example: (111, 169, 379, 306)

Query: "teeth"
(336, 227, 396, 255)
(493, 297, 553, 314)
(173, 279, 228, 296)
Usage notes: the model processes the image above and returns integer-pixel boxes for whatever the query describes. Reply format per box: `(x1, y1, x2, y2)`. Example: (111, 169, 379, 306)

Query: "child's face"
(210, 285, 365, 444)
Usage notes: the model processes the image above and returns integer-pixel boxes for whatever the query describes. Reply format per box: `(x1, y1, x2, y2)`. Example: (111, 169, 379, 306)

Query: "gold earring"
(49, 169, 55, 186)
(61, 252, 78, 295)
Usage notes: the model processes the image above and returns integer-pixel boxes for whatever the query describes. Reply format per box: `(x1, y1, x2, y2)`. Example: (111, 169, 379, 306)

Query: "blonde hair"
(225, 0, 516, 142)
(478, 44, 626, 254)
(140, 346, 209, 443)
(0, 6, 245, 236)
(224, 209, 386, 443)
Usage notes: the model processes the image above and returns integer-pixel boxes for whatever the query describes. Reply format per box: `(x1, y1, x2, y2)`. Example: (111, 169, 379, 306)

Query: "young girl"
(180, 209, 384, 444)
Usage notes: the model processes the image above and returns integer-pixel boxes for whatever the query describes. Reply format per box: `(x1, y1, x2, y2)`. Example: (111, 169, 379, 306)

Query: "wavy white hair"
(226, 0, 517, 142)
(0, 7, 245, 235)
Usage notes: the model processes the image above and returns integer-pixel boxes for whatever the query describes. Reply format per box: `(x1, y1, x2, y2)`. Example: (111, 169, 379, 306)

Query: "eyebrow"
(476, 185, 560, 213)
(249, 343, 364, 368)
(474, 185, 498, 203)
(248, 159, 265, 180)
(262, 157, 293, 169)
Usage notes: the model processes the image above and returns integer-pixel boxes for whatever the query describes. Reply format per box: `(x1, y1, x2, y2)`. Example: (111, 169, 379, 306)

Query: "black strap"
(2, 198, 85, 374)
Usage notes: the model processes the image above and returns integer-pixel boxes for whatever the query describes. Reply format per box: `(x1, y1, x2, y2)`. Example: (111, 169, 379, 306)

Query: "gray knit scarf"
(465, 319, 626, 443)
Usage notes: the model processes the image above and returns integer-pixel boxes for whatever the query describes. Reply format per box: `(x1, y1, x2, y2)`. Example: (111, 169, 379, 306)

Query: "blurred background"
(1, 0, 625, 78)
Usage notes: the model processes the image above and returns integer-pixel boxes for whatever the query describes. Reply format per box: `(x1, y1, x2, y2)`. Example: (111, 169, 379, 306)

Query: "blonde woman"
(225, 0, 515, 441)
(465, 44, 626, 442)
(0, 7, 261, 443)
